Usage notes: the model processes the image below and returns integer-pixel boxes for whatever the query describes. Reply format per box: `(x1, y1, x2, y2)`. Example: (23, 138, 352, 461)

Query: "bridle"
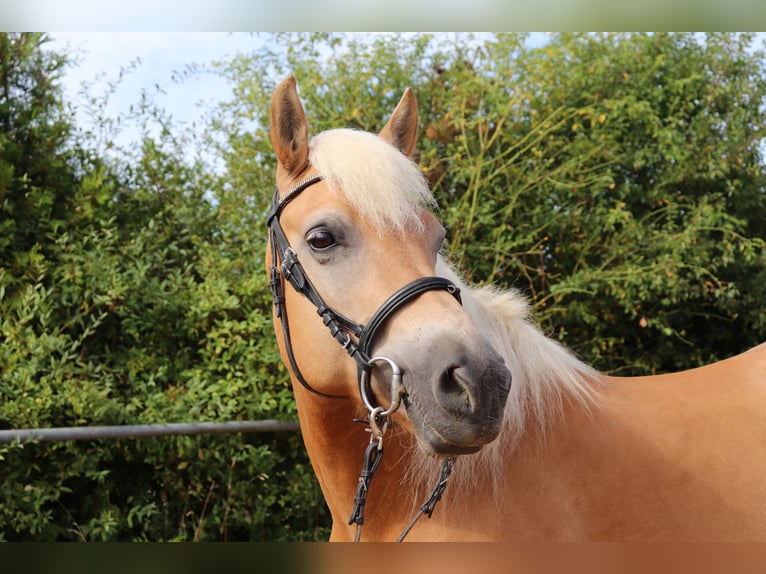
(267, 173, 462, 541)
(268, 173, 461, 399)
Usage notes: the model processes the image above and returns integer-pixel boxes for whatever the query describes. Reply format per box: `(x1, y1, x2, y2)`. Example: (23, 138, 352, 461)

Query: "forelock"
(308, 129, 435, 232)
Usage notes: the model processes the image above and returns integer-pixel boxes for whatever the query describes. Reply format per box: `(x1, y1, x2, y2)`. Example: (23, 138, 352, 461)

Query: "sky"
(49, 33, 264, 149)
(47, 33, 544, 125)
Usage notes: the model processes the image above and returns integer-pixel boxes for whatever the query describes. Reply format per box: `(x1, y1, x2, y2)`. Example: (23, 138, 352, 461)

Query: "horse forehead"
(278, 180, 356, 229)
(275, 165, 441, 261)
(279, 180, 430, 235)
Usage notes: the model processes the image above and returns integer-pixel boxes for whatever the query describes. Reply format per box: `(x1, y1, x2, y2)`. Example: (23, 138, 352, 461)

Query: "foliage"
(1, 32, 765, 541)
(0, 33, 327, 541)
(467, 32, 766, 373)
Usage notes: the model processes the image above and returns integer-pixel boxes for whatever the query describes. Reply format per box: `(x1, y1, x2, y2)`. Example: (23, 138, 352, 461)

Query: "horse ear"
(379, 87, 418, 158)
(270, 75, 310, 175)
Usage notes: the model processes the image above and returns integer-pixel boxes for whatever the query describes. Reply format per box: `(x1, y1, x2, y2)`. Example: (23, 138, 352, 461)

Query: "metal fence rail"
(0, 420, 300, 444)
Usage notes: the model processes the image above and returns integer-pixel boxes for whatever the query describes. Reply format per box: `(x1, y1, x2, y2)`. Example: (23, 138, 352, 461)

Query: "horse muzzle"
(375, 336, 512, 456)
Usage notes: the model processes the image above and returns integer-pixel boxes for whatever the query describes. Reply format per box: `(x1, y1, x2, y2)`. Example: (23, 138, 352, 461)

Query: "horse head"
(267, 75, 512, 456)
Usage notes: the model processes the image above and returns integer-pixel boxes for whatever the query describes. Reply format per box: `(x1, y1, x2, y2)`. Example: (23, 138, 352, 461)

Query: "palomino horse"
(266, 75, 766, 541)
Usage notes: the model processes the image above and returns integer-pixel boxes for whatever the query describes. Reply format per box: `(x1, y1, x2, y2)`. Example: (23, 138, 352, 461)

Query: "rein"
(267, 174, 462, 541)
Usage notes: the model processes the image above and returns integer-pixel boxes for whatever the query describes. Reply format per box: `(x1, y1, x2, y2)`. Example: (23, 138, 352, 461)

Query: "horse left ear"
(270, 75, 310, 175)
(379, 88, 418, 158)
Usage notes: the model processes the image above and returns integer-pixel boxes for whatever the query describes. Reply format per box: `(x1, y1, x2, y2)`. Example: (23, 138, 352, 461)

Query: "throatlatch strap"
(268, 176, 342, 398)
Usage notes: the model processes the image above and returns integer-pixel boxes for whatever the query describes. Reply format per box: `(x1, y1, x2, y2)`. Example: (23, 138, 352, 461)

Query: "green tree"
(0, 33, 75, 294)
(1, 33, 327, 541)
(478, 33, 766, 373)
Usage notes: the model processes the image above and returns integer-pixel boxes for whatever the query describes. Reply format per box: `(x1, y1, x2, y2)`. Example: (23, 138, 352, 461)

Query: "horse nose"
(431, 346, 511, 419)
(435, 365, 478, 416)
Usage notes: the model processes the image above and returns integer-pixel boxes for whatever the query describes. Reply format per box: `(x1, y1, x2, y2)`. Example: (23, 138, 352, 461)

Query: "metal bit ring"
(358, 356, 405, 418)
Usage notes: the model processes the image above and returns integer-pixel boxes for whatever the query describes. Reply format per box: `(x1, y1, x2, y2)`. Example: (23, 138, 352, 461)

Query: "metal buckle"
(340, 332, 352, 350)
(280, 247, 298, 279)
(367, 406, 388, 449)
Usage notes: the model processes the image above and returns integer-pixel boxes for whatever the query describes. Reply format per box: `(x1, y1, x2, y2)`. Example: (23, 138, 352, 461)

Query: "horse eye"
(306, 229, 337, 251)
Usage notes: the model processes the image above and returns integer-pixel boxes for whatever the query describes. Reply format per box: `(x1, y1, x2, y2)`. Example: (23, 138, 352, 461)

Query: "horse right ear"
(270, 75, 310, 175)
(380, 87, 418, 158)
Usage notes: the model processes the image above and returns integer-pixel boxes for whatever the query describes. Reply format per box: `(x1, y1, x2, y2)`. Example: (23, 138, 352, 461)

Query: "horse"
(265, 75, 766, 542)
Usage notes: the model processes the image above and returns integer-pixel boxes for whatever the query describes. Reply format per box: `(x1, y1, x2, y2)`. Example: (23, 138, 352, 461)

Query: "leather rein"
(266, 173, 461, 541)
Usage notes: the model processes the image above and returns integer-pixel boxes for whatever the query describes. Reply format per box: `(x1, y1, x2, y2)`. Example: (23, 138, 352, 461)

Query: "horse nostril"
(435, 366, 475, 416)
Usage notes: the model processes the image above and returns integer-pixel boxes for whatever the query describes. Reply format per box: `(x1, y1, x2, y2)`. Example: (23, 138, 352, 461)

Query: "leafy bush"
(0, 33, 327, 541)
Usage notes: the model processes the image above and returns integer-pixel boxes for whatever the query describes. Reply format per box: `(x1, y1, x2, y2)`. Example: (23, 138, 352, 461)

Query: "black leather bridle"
(266, 172, 463, 541)
(267, 173, 462, 401)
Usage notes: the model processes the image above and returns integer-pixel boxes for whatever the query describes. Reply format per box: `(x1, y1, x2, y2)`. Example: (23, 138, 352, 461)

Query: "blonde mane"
(309, 127, 601, 502)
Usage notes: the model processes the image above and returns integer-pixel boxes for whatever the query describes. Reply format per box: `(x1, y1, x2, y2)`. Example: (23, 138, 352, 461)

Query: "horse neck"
(294, 388, 422, 541)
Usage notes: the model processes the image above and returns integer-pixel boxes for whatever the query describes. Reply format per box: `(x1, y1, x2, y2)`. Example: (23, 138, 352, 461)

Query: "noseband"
(267, 173, 462, 541)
